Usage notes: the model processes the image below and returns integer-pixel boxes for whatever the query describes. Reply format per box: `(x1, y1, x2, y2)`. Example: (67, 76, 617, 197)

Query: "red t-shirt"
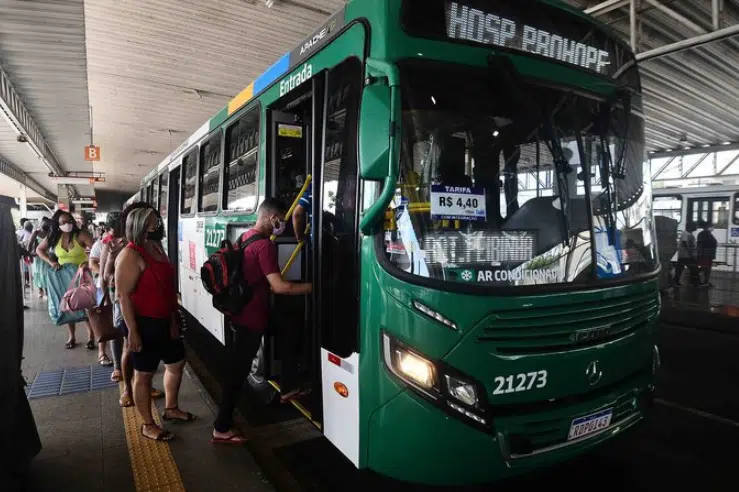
(230, 229, 280, 332)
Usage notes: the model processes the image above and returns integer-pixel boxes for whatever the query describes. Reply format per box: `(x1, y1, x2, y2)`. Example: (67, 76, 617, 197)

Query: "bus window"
(181, 149, 198, 215)
(688, 197, 729, 229)
(160, 171, 169, 219)
(199, 132, 222, 213)
(653, 196, 682, 223)
(224, 108, 259, 212)
(150, 180, 159, 210)
(734, 193, 739, 225)
(320, 57, 361, 357)
(713, 199, 729, 229)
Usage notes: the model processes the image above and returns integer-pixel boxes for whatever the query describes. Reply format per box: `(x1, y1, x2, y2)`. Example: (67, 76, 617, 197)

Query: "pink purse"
(60, 266, 97, 312)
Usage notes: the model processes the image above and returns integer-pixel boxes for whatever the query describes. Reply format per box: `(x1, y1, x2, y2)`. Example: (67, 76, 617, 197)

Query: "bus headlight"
(445, 374, 478, 407)
(383, 333, 439, 396)
(382, 332, 489, 428)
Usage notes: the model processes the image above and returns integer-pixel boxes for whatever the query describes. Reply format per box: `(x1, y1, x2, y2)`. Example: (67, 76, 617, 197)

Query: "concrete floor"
(19, 294, 274, 492)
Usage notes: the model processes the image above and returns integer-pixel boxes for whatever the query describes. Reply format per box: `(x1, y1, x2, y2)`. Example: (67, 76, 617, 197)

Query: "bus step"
(268, 380, 322, 431)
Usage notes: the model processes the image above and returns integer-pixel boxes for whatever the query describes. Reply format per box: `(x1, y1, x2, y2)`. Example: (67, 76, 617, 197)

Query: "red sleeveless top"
(128, 243, 177, 319)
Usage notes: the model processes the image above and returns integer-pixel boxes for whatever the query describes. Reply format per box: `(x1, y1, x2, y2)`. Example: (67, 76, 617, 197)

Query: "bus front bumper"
(366, 366, 654, 486)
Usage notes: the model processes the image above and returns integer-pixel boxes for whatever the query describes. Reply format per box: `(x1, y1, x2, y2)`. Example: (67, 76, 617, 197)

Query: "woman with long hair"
(101, 208, 164, 404)
(116, 203, 193, 440)
(36, 210, 99, 353)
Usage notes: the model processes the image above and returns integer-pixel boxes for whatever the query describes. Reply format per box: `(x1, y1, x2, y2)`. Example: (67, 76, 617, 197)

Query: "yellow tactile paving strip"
(119, 383, 186, 492)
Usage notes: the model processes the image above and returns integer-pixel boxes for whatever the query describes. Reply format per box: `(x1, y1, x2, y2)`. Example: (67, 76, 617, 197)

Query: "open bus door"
(262, 86, 322, 422)
(256, 59, 362, 452)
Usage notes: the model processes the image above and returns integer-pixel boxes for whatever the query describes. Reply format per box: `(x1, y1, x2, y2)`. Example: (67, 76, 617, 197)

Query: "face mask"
(272, 219, 286, 236)
(59, 223, 74, 233)
(147, 226, 164, 241)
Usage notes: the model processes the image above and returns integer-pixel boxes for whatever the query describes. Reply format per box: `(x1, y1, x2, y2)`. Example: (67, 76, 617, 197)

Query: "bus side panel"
(179, 216, 199, 326)
(180, 216, 224, 345)
(321, 350, 360, 467)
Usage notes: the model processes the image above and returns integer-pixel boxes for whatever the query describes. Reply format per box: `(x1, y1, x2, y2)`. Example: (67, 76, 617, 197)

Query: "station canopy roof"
(0, 0, 736, 204)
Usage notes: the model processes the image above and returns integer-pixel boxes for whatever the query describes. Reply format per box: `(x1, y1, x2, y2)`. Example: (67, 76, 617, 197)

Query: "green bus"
(130, 0, 661, 485)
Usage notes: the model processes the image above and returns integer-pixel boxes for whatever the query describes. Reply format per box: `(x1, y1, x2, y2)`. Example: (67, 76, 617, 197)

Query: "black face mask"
(147, 226, 164, 241)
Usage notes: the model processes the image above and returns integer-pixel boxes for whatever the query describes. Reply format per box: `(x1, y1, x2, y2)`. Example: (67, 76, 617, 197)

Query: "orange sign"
(88, 176, 106, 183)
(84, 145, 101, 161)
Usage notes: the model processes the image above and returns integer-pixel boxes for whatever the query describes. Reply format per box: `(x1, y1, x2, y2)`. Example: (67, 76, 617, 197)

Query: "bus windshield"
(382, 62, 658, 288)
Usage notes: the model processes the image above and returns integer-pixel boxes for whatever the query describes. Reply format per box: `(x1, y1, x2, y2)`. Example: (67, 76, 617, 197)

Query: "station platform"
(16, 296, 275, 492)
(660, 271, 739, 333)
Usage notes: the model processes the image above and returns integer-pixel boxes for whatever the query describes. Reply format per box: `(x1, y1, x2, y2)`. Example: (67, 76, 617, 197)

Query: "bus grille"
(477, 291, 660, 355)
(506, 393, 639, 457)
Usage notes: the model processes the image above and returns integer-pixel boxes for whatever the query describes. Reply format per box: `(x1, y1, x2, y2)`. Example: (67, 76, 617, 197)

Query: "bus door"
(687, 196, 730, 262)
(264, 82, 321, 419)
(167, 166, 180, 291)
(312, 57, 361, 460)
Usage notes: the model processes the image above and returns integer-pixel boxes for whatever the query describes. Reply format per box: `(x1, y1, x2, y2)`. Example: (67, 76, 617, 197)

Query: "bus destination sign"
(445, 1, 610, 75)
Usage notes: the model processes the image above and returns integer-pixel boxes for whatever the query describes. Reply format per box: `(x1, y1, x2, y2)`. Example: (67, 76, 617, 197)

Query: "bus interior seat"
(502, 196, 589, 254)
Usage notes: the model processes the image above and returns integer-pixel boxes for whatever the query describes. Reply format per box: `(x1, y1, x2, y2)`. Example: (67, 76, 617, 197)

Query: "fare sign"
(445, 1, 611, 75)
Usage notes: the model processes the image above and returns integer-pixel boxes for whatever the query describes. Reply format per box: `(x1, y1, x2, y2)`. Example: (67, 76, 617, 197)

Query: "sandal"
(141, 423, 174, 442)
(99, 354, 113, 367)
(162, 407, 196, 422)
(211, 432, 248, 445)
(119, 393, 134, 407)
(150, 388, 164, 399)
(65, 340, 76, 349)
(111, 370, 122, 383)
(86, 340, 95, 350)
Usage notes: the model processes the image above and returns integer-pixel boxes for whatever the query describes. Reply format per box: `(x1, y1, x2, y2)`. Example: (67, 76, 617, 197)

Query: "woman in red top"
(115, 204, 195, 441)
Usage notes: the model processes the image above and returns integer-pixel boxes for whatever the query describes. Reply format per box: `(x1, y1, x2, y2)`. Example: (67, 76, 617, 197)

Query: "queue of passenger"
(19, 195, 314, 444)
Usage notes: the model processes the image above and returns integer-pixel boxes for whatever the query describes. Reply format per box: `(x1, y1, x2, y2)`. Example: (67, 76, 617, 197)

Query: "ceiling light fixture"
(265, 0, 275, 7)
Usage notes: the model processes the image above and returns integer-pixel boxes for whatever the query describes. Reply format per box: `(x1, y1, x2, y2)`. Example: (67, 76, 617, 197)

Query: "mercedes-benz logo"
(585, 360, 603, 386)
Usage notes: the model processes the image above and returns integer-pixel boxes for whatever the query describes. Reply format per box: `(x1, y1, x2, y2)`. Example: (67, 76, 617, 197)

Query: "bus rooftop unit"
(131, 0, 661, 486)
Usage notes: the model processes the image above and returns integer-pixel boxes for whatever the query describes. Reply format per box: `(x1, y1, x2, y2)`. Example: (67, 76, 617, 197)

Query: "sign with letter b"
(84, 145, 101, 161)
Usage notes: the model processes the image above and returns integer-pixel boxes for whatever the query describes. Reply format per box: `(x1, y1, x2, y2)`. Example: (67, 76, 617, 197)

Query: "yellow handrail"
(281, 223, 311, 276)
(271, 174, 312, 241)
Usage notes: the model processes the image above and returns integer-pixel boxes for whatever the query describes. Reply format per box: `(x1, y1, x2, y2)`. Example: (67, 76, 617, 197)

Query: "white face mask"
(59, 223, 74, 233)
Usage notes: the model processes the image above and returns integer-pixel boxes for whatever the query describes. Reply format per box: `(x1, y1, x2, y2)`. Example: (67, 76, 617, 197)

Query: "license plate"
(567, 408, 613, 441)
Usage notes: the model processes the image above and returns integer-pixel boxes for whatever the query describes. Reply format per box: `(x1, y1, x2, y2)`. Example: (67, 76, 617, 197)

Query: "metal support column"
(713, 0, 721, 30)
(630, 0, 638, 51)
(19, 185, 27, 218)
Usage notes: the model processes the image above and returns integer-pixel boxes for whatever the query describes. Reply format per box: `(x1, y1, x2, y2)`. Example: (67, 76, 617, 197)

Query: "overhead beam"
(681, 153, 710, 178)
(585, 0, 630, 16)
(649, 143, 739, 159)
(0, 154, 55, 201)
(642, 0, 706, 34)
(636, 23, 739, 62)
(717, 154, 739, 175)
(0, 62, 65, 177)
(651, 156, 676, 180)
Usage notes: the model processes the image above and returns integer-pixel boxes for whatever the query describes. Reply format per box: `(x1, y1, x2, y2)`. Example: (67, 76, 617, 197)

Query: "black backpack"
(200, 233, 266, 316)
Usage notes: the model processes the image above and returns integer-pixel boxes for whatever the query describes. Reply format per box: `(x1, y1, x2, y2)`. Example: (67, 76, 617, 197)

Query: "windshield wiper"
(541, 116, 573, 243)
(572, 104, 599, 280)
(487, 55, 572, 244)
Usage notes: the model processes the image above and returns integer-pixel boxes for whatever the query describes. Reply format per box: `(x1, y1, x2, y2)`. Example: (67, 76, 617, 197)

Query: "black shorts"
(131, 316, 185, 373)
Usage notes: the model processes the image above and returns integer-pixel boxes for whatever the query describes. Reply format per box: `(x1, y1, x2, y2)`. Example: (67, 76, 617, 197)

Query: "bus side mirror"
(359, 84, 392, 181)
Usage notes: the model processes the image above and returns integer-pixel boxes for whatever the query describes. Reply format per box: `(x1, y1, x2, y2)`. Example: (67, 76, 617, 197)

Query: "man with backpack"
(211, 197, 312, 444)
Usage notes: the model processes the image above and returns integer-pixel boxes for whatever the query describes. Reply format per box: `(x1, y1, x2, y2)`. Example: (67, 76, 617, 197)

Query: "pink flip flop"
(211, 433, 249, 445)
